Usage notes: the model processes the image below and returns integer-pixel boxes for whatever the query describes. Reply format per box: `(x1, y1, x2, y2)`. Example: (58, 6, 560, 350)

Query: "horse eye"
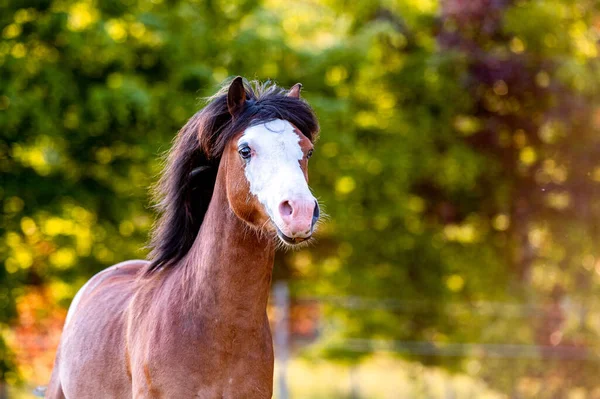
(238, 145, 252, 160)
(307, 149, 314, 159)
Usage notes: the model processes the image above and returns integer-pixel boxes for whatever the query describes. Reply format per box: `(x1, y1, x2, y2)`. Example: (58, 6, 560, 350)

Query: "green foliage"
(1, 0, 600, 395)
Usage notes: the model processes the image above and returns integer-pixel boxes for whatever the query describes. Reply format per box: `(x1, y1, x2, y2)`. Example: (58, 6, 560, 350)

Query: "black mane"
(145, 79, 319, 275)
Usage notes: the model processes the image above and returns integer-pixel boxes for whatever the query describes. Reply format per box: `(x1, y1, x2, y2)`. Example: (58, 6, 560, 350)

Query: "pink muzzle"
(277, 198, 319, 243)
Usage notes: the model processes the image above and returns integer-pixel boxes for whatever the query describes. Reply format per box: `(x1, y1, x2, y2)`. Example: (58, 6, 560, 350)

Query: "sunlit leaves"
(1, 0, 600, 394)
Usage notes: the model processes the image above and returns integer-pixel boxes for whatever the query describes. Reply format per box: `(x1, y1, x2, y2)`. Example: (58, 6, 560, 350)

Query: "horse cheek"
(226, 163, 268, 228)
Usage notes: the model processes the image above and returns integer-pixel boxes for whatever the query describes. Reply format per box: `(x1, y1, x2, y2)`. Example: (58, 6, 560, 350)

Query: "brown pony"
(46, 77, 320, 398)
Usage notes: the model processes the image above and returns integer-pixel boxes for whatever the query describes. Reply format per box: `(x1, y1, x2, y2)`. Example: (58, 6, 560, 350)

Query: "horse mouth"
(275, 226, 311, 245)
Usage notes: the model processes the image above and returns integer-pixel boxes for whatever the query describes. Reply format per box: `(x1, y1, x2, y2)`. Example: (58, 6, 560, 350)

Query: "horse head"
(223, 77, 320, 245)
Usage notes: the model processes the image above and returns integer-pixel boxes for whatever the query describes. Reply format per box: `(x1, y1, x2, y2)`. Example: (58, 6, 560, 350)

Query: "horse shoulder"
(64, 260, 147, 328)
(58, 260, 148, 399)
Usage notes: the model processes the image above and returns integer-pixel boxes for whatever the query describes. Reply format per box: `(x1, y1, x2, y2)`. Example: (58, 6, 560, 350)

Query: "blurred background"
(1, 0, 600, 397)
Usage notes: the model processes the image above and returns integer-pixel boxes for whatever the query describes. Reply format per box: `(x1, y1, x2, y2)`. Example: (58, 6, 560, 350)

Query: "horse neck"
(178, 165, 275, 324)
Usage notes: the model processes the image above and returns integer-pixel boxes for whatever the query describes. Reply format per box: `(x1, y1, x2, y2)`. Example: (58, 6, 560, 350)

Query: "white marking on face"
(238, 119, 315, 235)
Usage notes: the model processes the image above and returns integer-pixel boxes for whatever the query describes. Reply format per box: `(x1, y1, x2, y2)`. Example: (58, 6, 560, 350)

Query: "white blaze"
(239, 119, 314, 233)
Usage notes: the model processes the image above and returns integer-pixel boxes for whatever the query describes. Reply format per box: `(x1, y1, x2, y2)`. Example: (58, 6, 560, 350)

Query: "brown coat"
(48, 157, 276, 398)
(46, 78, 319, 399)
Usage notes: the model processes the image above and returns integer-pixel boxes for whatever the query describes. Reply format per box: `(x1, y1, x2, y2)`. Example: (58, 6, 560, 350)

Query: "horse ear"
(227, 76, 246, 117)
(287, 83, 302, 99)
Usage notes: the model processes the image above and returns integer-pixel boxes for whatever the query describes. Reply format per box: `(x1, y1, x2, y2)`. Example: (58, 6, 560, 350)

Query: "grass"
(9, 354, 505, 399)
(275, 354, 505, 399)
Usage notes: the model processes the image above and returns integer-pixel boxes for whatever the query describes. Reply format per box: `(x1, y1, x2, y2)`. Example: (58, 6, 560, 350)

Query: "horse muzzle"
(274, 199, 319, 245)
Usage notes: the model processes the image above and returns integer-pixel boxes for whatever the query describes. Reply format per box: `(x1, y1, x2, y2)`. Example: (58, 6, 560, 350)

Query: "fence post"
(349, 365, 360, 399)
(444, 380, 455, 399)
(274, 281, 290, 399)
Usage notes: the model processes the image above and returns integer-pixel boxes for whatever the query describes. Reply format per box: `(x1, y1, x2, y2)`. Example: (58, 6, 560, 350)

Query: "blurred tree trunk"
(0, 382, 7, 399)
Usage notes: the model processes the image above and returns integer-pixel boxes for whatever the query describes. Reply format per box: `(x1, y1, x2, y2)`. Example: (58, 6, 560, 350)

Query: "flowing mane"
(145, 79, 320, 275)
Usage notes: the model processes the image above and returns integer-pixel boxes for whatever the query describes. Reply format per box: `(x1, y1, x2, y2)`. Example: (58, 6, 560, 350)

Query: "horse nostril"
(312, 201, 320, 227)
(279, 201, 293, 218)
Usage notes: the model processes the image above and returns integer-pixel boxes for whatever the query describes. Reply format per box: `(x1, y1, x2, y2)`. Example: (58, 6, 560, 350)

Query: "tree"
(1, 0, 599, 395)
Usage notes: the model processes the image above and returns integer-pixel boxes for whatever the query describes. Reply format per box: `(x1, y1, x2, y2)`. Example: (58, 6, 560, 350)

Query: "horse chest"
(195, 357, 274, 399)
(134, 363, 273, 399)
(130, 322, 274, 398)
